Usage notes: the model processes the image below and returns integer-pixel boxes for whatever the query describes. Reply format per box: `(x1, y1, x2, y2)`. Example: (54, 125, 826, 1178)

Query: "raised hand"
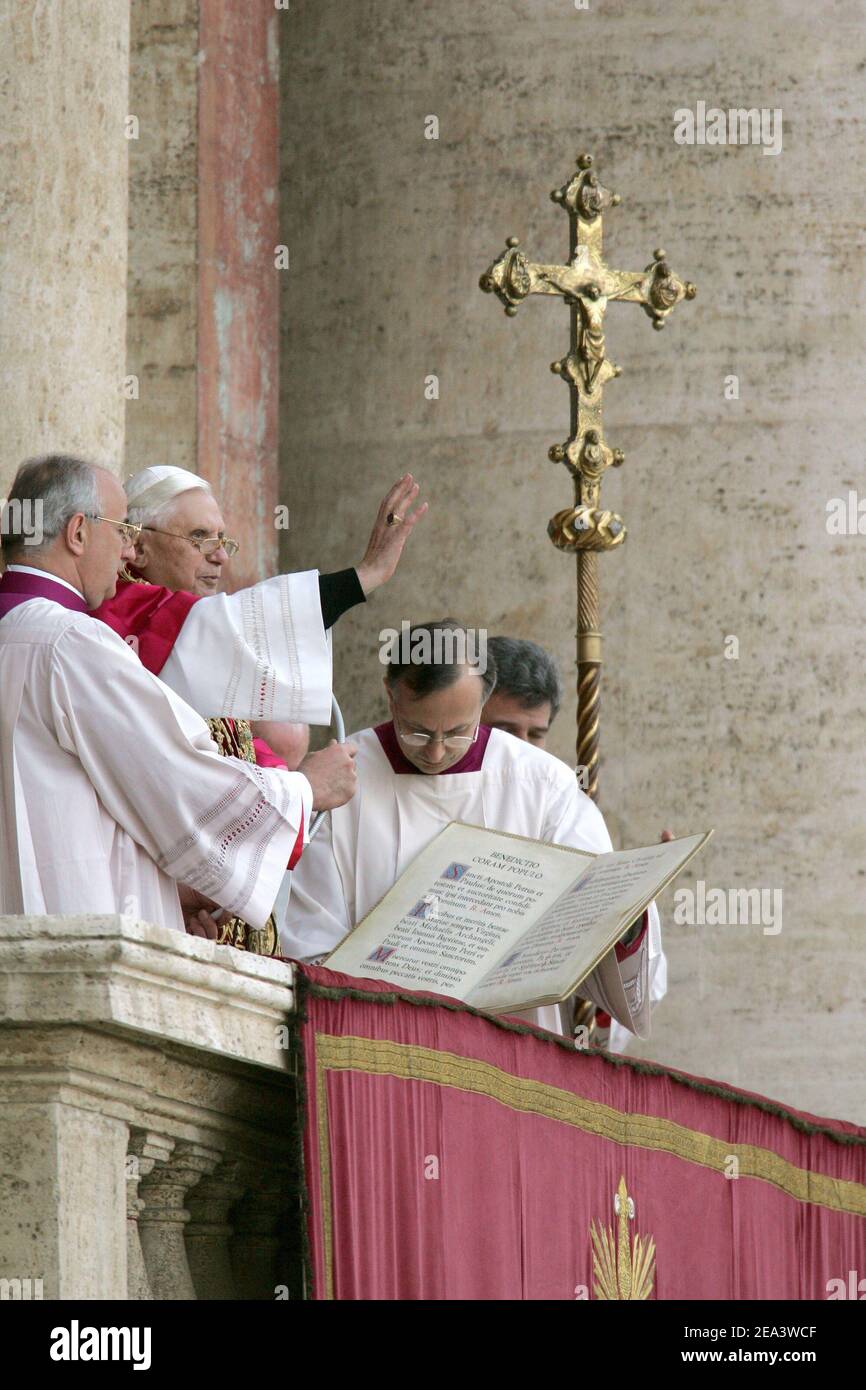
(355, 474, 428, 595)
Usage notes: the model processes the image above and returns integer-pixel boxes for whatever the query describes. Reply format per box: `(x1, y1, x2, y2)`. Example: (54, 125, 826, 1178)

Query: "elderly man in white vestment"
(281, 621, 667, 1049)
(88, 463, 425, 946)
(0, 456, 356, 931)
(92, 466, 426, 738)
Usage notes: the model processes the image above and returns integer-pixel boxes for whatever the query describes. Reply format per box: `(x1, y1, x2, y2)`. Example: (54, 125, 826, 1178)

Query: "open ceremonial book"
(324, 822, 712, 1017)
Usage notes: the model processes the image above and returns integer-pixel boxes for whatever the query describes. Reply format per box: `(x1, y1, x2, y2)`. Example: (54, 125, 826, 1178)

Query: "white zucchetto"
(124, 466, 212, 519)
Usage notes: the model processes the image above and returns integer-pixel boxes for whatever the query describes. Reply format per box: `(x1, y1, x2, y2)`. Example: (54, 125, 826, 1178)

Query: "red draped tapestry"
(293, 965, 866, 1301)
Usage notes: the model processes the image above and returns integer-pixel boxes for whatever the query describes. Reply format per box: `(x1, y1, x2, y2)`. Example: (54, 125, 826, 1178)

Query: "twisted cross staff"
(480, 152, 696, 800)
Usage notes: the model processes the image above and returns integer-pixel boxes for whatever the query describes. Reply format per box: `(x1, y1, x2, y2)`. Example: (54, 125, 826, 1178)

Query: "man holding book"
(280, 620, 667, 1050)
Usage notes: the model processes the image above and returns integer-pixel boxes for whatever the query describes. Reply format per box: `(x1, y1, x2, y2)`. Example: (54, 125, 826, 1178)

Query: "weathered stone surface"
(0, 917, 297, 1299)
(0, 1099, 128, 1301)
(197, 0, 282, 591)
(0, 914, 295, 1066)
(124, 0, 282, 589)
(125, 0, 199, 477)
(0, 0, 129, 496)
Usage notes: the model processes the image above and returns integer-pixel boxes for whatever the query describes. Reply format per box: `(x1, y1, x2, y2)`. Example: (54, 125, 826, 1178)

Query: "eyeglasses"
(89, 516, 142, 543)
(393, 710, 480, 753)
(140, 525, 240, 558)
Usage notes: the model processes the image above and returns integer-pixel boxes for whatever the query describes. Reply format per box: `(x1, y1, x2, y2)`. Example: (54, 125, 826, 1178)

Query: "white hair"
(124, 466, 213, 529)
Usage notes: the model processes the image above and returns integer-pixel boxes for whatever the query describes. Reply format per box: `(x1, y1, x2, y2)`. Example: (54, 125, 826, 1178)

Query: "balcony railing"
(0, 915, 300, 1301)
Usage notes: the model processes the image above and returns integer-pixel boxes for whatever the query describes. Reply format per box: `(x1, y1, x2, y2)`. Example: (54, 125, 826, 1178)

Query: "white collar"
(5, 564, 85, 598)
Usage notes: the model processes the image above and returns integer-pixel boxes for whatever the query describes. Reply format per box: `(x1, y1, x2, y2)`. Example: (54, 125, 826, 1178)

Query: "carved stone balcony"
(0, 916, 299, 1300)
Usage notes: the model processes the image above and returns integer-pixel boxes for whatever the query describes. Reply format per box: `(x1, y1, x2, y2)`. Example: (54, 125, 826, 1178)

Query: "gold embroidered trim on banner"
(313, 1030, 866, 1295)
(313, 1032, 866, 1297)
(314, 1052, 336, 1302)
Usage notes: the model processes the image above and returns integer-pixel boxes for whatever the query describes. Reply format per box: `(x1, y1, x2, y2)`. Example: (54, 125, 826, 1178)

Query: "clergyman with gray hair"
(0, 453, 343, 935)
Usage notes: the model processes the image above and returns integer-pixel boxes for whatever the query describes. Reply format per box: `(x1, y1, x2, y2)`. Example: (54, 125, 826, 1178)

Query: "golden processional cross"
(480, 153, 696, 800)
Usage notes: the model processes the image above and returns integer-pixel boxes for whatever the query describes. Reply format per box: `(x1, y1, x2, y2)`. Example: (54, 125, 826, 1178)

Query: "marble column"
(0, 0, 129, 499)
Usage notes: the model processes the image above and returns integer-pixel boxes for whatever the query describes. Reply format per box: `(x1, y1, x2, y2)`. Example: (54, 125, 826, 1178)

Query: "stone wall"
(0, 0, 280, 580)
(278, 1, 866, 1120)
(125, 0, 199, 478)
(0, 0, 130, 496)
(126, 0, 282, 589)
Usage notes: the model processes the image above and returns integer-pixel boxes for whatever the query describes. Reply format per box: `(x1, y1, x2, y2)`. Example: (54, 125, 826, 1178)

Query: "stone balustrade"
(0, 916, 300, 1300)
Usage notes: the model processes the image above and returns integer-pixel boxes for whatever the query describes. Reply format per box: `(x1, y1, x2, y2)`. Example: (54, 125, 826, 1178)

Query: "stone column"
(126, 1130, 175, 1301)
(138, 1141, 221, 1300)
(124, 0, 281, 587)
(0, 1094, 129, 1300)
(197, 0, 282, 589)
(0, 0, 130, 499)
(125, 0, 199, 476)
(230, 1171, 290, 1301)
(185, 1158, 246, 1300)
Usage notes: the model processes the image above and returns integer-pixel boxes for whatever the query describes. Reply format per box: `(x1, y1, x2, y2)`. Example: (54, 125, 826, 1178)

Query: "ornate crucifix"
(480, 152, 696, 801)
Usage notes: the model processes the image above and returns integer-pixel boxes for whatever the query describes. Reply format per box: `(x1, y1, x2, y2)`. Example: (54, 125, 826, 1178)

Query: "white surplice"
(280, 726, 666, 1048)
(0, 599, 313, 931)
(156, 570, 333, 723)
